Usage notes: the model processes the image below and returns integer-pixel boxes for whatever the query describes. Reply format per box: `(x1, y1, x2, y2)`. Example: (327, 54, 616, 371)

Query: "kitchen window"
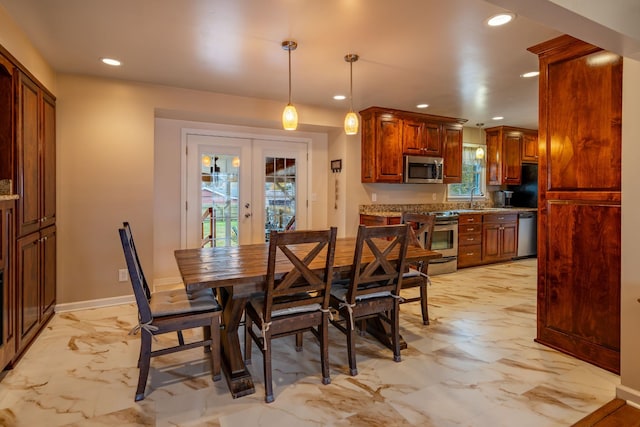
(448, 143, 486, 200)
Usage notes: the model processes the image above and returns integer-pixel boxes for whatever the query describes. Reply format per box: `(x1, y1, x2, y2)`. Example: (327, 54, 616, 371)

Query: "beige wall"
(619, 57, 640, 404)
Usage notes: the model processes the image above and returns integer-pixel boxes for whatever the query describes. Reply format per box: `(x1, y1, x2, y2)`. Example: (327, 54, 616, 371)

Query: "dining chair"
(118, 227, 222, 401)
(329, 223, 410, 376)
(399, 212, 436, 325)
(244, 227, 337, 403)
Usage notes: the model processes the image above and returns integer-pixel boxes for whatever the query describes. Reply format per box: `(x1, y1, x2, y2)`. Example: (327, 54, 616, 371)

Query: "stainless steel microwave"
(403, 155, 444, 184)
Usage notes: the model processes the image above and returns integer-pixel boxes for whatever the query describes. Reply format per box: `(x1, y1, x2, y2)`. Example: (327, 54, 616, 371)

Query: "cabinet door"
(360, 111, 375, 182)
(0, 54, 14, 179)
(503, 132, 522, 184)
(402, 119, 423, 155)
(485, 130, 501, 185)
(522, 132, 538, 163)
(501, 222, 518, 258)
(41, 93, 56, 229)
(16, 73, 40, 237)
(423, 122, 442, 156)
(442, 124, 462, 183)
(41, 226, 56, 320)
(17, 232, 40, 353)
(375, 115, 403, 183)
(482, 223, 501, 261)
(0, 201, 16, 369)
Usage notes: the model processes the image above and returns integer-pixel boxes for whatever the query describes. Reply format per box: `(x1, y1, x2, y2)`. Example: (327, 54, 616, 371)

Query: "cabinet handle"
(498, 216, 505, 220)
(467, 237, 474, 241)
(466, 252, 475, 256)
(466, 227, 474, 231)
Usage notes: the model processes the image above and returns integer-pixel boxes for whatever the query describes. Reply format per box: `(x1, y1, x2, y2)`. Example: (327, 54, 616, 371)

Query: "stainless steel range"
(423, 211, 459, 275)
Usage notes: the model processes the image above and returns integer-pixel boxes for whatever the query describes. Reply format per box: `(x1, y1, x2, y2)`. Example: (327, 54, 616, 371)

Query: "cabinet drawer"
(459, 232, 481, 246)
(359, 214, 401, 226)
(459, 223, 482, 234)
(483, 213, 518, 224)
(459, 214, 483, 224)
(458, 244, 483, 267)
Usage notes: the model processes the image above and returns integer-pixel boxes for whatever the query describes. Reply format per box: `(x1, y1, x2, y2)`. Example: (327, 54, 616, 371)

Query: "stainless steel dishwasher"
(517, 211, 537, 257)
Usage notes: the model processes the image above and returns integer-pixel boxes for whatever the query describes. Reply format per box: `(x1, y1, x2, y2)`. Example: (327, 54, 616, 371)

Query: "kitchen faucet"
(470, 186, 482, 208)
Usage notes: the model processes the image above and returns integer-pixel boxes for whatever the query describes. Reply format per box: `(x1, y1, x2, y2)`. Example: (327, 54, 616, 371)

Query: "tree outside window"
(448, 143, 486, 199)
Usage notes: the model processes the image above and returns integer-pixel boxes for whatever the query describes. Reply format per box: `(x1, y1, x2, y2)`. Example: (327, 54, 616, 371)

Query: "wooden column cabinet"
(457, 213, 483, 268)
(521, 131, 539, 163)
(0, 200, 16, 370)
(482, 213, 518, 263)
(0, 44, 56, 367)
(529, 35, 621, 373)
(360, 107, 466, 183)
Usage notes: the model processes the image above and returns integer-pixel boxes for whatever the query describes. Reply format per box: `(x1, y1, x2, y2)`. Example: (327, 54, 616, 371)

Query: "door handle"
(245, 203, 250, 208)
(244, 213, 251, 218)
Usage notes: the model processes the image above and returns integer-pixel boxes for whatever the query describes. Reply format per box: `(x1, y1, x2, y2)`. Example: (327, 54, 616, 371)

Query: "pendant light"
(344, 54, 359, 135)
(282, 40, 298, 130)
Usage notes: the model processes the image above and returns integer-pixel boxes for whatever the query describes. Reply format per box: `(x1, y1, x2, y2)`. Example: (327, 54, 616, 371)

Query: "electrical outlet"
(372, 192, 377, 202)
(118, 269, 128, 282)
(432, 193, 437, 201)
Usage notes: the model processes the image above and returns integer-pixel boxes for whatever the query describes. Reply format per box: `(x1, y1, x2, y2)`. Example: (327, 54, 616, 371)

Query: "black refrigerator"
(509, 164, 538, 208)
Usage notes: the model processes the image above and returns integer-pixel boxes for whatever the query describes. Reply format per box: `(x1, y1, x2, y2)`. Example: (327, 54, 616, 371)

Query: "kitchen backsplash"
(360, 200, 494, 215)
(0, 179, 12, 195)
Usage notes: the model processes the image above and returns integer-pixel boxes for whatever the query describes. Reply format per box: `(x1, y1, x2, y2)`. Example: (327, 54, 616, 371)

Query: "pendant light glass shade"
(344, 54, 359, 135)
(282, 41, 298, 131)
(282, 104, 298, 130)
(344, 111, 358, 135)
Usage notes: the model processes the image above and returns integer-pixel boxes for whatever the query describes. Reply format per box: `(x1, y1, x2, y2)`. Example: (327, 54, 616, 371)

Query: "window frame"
(447, 142, 487, 200)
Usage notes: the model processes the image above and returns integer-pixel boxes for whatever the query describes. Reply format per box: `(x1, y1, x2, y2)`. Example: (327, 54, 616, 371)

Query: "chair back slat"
(122, 221, 152, 300)
(401, 212, 436, 250)
(119, 228, 153, 323)
(346, 224, 410, 303)
(263, 228, 337, 322)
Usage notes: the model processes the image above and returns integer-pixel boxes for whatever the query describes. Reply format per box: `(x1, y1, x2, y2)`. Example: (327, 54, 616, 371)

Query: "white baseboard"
(616, 384, 640, 407)
(55, 294, 135, 313)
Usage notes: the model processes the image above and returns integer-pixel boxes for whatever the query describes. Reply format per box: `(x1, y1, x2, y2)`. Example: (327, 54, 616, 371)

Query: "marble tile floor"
(0, 258, 620, 426)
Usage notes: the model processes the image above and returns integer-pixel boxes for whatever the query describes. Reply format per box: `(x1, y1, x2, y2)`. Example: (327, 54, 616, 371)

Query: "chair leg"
(244, 314, 253, 364)
(135, 330, 153, 401)
(391, 302, 401, 363)
(208, 318, 222, 381)
(420, 283, 430, 325)
(177, 330, 185, 346)
(346, 311, 358, 376)
(295, 332, 303, 352)
(320, 314, 331, 385)
(263, 332, 274, 403)
(203, 326, 211, 353)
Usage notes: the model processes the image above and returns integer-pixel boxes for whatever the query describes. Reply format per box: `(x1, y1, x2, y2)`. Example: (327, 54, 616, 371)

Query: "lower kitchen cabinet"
(482, 213, 518, 263)
(0, 199, 16, 370)
(16, 225, 56, 356)
(359, 214, 401, 226)
(457, 214, 483, 268)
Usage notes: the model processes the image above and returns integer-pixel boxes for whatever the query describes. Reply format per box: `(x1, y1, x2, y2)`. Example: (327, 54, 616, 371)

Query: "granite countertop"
(0, 194, 19, 201)
(360, 204, 537, 217)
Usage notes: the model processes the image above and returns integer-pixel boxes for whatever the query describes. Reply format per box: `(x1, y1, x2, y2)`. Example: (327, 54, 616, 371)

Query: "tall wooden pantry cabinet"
(529, 35, 621, 373)
(0, 44, 57, 369)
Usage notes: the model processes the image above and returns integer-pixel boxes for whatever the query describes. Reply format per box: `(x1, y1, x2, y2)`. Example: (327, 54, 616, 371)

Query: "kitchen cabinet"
(529, 35, 621, 374)
(0, 44, 57, 368)
(16, 225, 56, 356)
(521, 131, 539, 163)
(359, 214, 401, 226)
(482, 213, 518, 262)
(360, 109, 403, 183)
(402, 118, 442, 156)
(442, 123, 463, 183)
(360, 107, 467, 183)
(457, 213, 482, 268)
(485, 126, 528, 185)
(0, 199, 16, 370)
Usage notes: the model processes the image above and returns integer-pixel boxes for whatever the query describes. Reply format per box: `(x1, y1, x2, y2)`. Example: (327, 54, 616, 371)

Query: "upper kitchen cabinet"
(485, 126, 537, 185)
(360, 106, 466, 183)
(402, 118, 442, 156)
(521, 131, 539, 163)
(441, 123, 463, 183)
(16, 72, 56, 237)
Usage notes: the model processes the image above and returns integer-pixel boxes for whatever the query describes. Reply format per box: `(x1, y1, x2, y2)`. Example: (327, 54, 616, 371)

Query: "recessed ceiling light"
(333, 95, 346, 100)
(416, 104, 429, 109)
(487, 13, 515, 27)
(101, 57, 121, 66)
(492, 116, 504, 121)
(521, 71, 540, 78)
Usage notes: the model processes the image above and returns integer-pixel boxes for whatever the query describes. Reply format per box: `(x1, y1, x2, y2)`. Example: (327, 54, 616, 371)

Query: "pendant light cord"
(288, 45, 292, 105)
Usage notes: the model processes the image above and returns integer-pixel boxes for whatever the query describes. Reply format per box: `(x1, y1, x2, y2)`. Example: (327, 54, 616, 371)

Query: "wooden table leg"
(219, 288, 255, 398)
(364, 314, 408, 351)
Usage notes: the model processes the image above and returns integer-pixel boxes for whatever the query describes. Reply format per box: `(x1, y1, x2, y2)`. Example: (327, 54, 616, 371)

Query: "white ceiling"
(0, 0, 637, 130)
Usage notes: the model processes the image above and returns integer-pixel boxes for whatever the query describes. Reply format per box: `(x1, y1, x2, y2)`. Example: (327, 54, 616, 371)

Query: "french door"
(182, 132, 308, 248)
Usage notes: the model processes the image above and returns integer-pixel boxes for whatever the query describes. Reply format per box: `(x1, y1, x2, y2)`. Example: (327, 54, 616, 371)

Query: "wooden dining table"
(174, 236, 442, 398)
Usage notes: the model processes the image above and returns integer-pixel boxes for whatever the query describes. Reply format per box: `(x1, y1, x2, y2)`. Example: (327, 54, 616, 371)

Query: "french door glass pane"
(264, 156, 296, 242)
(201, 153, 239, 247)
